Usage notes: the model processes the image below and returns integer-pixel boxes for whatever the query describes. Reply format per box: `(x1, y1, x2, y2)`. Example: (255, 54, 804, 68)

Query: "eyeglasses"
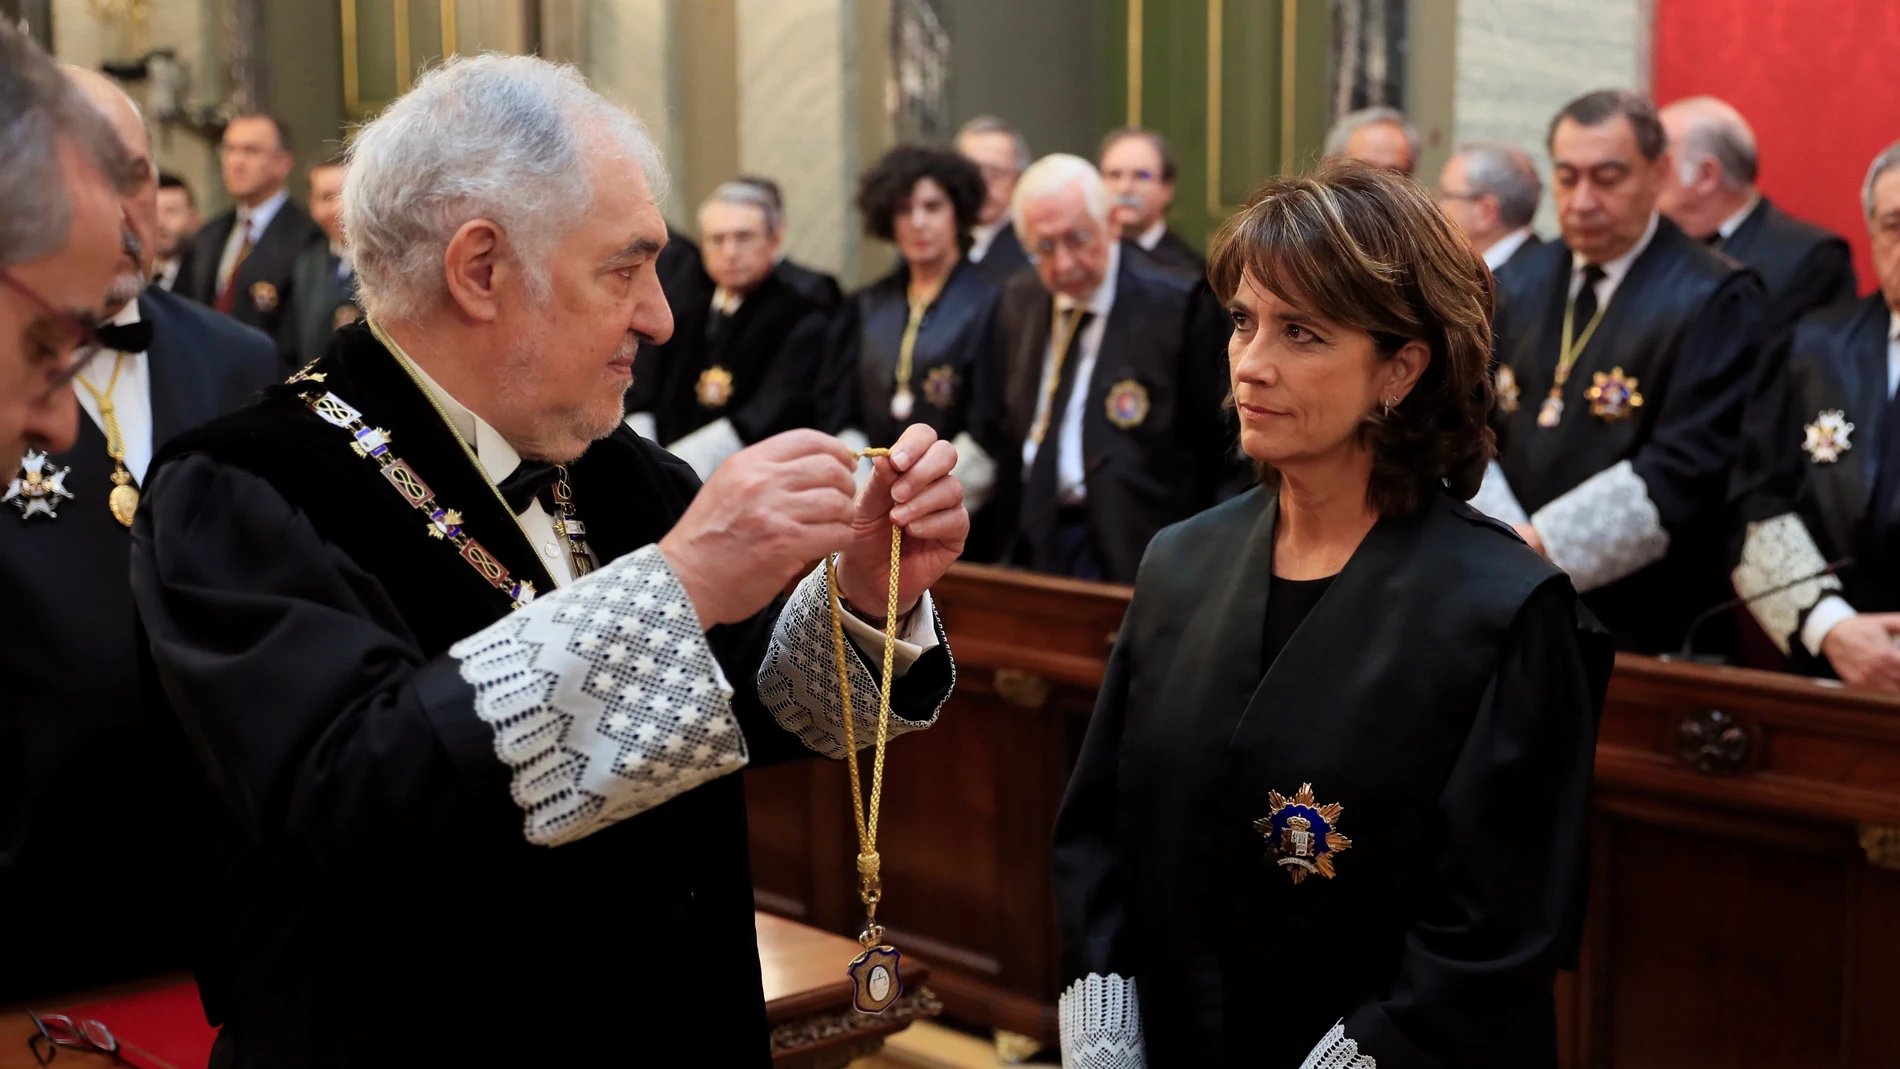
(1437, 188, 1485, 204)
(0, 267, 108, 397)
(1028, 228, 1101, 260)
(1102, 168, 1159, 184)
(26, 1012, 120, 1066)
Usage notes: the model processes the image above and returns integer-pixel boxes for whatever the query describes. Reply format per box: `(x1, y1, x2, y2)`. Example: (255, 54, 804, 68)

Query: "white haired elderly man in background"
(993, 153, 1236, 585)
(128, 54, 967, 1067)
(1437, 141, 1546, 277)
(1325, 106, 1419, 176)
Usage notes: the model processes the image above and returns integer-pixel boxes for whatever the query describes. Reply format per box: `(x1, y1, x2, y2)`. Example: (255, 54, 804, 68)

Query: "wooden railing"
(748, 563, 1900, 1065)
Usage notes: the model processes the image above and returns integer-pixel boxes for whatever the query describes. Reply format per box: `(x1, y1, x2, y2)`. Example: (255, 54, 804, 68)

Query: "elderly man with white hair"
(1437, 141, 1545, 277)
(1325, 106, 1419, 176)
(994, 153, 1234, 584)
(1658, 95, 1854, 340)
(128, 54, 966, 1067)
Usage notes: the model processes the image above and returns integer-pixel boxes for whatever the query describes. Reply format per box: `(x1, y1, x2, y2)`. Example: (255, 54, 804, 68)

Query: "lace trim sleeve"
(1297, 1020, 1378, 1069)
(756, 563, 947, 759)
(1530, 459, 1671, 592)
(450, 543, 745, 848)
(1731, 512, 1844, 655)
(1058, 973, 1146, 1069)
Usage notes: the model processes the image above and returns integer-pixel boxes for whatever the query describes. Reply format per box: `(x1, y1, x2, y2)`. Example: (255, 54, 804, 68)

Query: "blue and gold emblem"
(1585, 367, 1643, 423)
(923, 365, 960, 410)
(1105, 379, 1150, 429)
(846, 944, 904, 1014)
(1254, 783, 1351, 885)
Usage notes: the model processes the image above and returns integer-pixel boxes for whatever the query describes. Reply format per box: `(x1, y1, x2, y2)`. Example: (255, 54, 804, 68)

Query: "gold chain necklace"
(826, 447, 908, 1014)
(889, 278, 945, 423)
(72, 351, 140, 526)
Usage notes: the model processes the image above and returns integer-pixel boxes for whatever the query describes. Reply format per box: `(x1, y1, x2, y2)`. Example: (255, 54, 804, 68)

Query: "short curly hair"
(854, 144, 985, 253)
(1207, 162, 1497, 517)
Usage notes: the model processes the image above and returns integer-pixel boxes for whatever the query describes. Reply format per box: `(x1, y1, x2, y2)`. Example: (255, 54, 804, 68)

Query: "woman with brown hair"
(1051, 163, 1613, 1068)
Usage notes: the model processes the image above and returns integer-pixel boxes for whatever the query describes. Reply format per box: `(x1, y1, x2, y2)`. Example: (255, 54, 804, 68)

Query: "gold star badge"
(1585, 367, 1643, 423)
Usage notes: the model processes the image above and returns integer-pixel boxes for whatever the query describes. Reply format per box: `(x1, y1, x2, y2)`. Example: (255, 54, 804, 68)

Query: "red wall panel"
(1654, 0, 1900, 293)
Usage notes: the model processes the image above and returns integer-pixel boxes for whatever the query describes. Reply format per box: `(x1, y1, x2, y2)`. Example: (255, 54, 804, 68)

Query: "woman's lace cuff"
(756, 563, 947, 759)
(449, 544, 744, 848)
(1298, 1020, 1377, 1069)
(1058, 973, 1146, 1069)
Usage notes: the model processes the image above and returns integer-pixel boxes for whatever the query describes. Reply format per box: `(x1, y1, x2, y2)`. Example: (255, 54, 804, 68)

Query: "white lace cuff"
(666, 416, 744, 481)
(756, 564, 948, 759)
(1732, 513, 1844, 656)
(450, 544, 745, 848)
(1298, 1020, 1377, 1069)
(1468, 459, 1530, 527)
(1058, 973, 1146, 1069)
(1530, 459, 1671, 592)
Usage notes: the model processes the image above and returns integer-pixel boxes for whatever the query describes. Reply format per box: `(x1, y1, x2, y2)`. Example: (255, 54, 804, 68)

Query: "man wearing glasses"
(957, 116, 1034, 286)
(1098, 126, 1205, 279)
(994, 153, 1235, 583)
(176, 112, 324, 369)
(0, 65, 277, 1005)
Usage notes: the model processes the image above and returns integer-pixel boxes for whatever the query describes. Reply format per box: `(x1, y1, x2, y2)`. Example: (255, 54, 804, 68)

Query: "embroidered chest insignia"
(1105, 379, 1150, 429)
(1585, 367, 1643, 422)
(1803, 409, 1854, 464)
(1254, 783, 1352, 885)
(923, 365, 960, 410)
(846, 944, 905, 1014)
(4, 449, 74, 521)
(696, 366, 734, 409)
(1495, 365, 1521, 413)
(249, 280, 279, 313)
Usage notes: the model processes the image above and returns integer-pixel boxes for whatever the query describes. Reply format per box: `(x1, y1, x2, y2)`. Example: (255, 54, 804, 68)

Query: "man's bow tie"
(94, 320, 154, 354)
(498, 460, 561, 514)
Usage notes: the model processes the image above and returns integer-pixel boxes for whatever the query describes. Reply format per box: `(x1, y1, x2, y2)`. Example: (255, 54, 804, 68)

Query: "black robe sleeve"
(1341, 581, 1611, 1069)
(816, 298, 866, 436)
(728, 310, 828, 443)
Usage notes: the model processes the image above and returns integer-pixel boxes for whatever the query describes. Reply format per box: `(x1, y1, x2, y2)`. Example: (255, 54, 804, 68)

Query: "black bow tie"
(94, 320, 154, 354)
(497, 460, 560, 514)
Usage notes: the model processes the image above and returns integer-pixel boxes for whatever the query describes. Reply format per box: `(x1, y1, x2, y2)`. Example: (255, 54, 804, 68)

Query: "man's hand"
(658, 430, 857, 627)
(1513, 521, 1548, 558)
(835, 423, 969, 620)
(1821, 613, 1900, 691)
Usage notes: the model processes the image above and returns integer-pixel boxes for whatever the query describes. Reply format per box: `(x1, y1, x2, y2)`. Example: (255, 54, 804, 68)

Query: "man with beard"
(0, 64, 276, 1004)
(129, 55, 965, 1066)
(152, 172, 200, 291)
(624, 180, 827, 477)
(1099, 127, 1204, 278)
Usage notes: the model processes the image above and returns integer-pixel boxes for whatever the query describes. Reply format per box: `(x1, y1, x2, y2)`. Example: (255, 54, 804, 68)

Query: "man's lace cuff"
(756, 563, 947, 759)
(1058, 973, 1146, 1069)
(1298, 1020, 1377, 1069)
(450, 544, 744, 848)
(1732, 512, 1844, 655)
(1531, 459, 1671, 592)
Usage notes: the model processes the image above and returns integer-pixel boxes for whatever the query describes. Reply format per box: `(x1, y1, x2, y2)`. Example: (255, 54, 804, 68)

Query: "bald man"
(1658, 95, 1855, 341)
(0, 67, 276, 1003)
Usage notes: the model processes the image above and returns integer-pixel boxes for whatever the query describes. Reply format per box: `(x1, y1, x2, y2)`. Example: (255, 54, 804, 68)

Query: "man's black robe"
(1489, 216, 1766, 654)
(624, 268, 826, 448)
(1718, 196, 1857, 344)
(1053, 487, 1612, 1067)
(128, 324, 951, 1067)
(1729, 293, 1894, 675)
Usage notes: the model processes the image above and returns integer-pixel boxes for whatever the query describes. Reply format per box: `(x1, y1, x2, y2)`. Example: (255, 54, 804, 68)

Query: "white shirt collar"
(108, 298, 143, 331)
(710, 286, 744, 316)
(1136, 219, 1168, 252)
(240, 188, 291, 237)
(1055, 241, 1121, 317)
(969, 217, 1011, 262)
(1482, 227, 1534, 271)
(404, 355, 524, 489)
(1718, 193, 1762, 240)
(1573, 211, 1660, 286)
(1888, 309, 1899, 344)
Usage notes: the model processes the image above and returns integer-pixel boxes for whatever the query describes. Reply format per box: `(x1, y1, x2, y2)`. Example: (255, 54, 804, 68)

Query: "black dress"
(1052, 486, 1613, 1068)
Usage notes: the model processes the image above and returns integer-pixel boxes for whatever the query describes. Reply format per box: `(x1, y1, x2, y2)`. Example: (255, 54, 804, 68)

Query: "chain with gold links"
(1539, 286, 1611, 428)
(548, 466, 595, 579)
(71, 351, 140, 526)
(1028, 297, 1089, 446)
(824, 447, 906, 998)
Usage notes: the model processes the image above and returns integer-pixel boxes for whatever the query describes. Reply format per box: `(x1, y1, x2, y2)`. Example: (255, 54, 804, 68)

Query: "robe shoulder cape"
(1052, 486, 1612, 1068)
(130, 324, 952, 1068)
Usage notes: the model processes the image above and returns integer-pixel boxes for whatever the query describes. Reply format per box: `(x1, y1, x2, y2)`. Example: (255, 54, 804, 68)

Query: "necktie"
(1702, 232, 1724, 248)
(1024, 311, 1097, 500)
(93, 321, 154, 354)
(498, 460, 560, 515)
(1572, 264, 1607, 335)
(215, 216, 256, 314)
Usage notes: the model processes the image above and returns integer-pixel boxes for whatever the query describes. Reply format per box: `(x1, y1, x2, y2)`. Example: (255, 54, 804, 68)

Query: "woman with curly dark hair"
(1051, 163, 1614, 1069)
(819, 144, 1006, 517)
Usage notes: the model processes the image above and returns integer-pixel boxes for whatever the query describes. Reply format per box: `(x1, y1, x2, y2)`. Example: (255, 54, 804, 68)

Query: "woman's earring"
(1383, 396, 1399, 418)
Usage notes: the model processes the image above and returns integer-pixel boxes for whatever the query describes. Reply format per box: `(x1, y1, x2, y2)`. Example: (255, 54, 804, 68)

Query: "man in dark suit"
(1438, 141, 1545, 280)
(1474, 90, 1767, 656)
(995, 153, 1233, 583)
(957, 116, 1032, 286)
(285, 154, 359, 369)
(1729, 140, 1900, 688)
(153, 171, 200, 292)
(1099, 127, 1204, 278)
(625, 181, 826, 477)
(0, 66, 278, 1005)
(733, 174, 843, 314)
(1659, 95, 1856, 341)
(177, 112, 324, 368)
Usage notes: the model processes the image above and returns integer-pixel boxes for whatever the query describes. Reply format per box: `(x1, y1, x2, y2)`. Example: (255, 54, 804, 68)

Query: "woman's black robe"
(1053, 486, 1613, 1068)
